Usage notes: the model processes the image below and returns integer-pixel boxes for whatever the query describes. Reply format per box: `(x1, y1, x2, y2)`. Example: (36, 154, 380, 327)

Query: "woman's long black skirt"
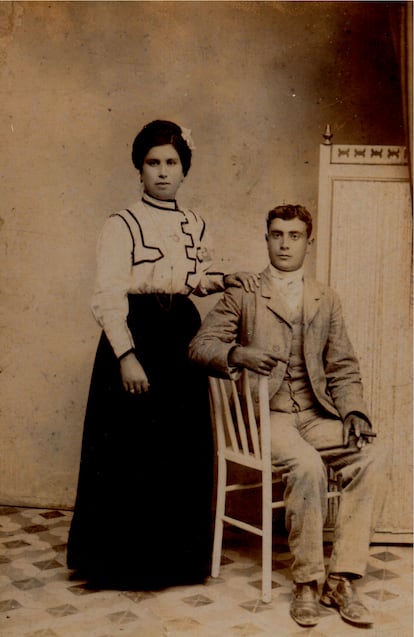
(67, 294, 214, 589)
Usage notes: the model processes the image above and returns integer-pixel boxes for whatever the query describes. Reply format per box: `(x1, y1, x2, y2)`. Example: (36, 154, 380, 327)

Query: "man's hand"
(224, 272, 261, 293)
(120, 353, 150, 394)
(229, 345, 285, 376)
(343, 413, 376, 449)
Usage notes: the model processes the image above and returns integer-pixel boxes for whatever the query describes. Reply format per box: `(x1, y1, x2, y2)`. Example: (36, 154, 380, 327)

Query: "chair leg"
(211, 456, 227, 578)
(261, 478, 273, 603)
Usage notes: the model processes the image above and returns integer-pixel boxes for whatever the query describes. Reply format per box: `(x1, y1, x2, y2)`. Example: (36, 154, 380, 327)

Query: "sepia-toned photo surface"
(0, 2, 411, 636)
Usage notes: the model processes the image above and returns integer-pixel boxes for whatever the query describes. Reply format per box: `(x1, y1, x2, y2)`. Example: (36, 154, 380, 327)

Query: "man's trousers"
(270, 408, 386, 583)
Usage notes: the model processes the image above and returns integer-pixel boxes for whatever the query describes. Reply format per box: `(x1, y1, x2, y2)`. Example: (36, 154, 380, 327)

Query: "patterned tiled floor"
(0, 506, 412, 637)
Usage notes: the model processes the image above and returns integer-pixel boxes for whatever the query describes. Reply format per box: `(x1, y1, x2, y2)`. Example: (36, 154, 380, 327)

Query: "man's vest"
(269, 309, 316, 413)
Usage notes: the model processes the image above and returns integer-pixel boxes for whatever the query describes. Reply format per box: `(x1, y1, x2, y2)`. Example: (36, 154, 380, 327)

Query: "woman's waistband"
(128, 292, 193, 313)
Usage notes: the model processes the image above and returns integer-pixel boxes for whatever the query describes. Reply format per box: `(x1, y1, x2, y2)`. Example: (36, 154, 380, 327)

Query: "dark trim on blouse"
(110, 213, 135, 259)
(125, 209, 163, 265)
(141, 195, 178, 211)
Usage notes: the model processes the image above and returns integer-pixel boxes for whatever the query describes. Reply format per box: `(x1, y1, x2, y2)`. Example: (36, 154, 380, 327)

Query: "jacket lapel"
(260, 267, 292, 325)
(260, 267, 324, 329)
(303, 277, 323, 330)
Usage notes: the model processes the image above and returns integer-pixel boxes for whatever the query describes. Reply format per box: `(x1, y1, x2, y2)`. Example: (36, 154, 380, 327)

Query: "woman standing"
(67, 120, 257, 589)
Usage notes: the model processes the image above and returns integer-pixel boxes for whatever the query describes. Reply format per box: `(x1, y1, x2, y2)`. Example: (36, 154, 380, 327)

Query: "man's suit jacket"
(189, 266, 370, 423)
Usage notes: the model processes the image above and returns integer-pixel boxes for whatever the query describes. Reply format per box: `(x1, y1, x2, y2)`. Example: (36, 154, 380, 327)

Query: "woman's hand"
(224, 272, 260, 293)
(120, 353, 150, 394)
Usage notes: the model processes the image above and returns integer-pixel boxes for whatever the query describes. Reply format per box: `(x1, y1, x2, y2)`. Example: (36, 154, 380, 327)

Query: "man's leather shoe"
(290, 580, 320, 627)
(320, 575, 373, 626)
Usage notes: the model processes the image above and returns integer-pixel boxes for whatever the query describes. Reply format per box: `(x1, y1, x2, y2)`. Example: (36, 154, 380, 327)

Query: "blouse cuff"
(118, 348, 136, 361)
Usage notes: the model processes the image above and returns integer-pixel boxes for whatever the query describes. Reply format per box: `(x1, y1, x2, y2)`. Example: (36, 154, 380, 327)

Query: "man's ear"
(307, 237, 314, 247)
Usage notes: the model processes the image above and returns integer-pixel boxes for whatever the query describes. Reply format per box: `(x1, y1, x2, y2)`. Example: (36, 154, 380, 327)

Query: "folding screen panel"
(317, 137, 412, 542)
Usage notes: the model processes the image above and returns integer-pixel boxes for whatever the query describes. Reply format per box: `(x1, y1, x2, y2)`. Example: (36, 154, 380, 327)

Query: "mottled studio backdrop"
(0, 1, 406, 507)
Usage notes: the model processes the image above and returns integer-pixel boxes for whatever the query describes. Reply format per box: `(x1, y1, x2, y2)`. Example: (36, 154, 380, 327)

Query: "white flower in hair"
(180, 126, 196, 150)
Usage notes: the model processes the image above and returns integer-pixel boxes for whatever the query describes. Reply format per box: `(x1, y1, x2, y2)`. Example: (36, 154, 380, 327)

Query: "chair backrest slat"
(208, 376, 228, 452)
(217, 377, 240, 453)
(258, 374, 272, 466)
(209, 370, 269, 462)
(242, 370, 262, 459)
(230, 381, 250, 455)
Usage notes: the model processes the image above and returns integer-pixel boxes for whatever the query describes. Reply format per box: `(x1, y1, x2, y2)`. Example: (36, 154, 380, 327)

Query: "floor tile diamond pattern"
(0, 507, 412, 637)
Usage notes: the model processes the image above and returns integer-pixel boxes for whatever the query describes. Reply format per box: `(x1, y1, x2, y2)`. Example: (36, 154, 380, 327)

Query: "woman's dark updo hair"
(131, 120, 192, 176)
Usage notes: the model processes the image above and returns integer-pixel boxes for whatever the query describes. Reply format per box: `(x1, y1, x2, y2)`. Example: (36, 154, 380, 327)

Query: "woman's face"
(141, 144, 184, 200)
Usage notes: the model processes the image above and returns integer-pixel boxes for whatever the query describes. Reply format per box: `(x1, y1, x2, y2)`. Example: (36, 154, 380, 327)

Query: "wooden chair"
(209, 369, 342, 603)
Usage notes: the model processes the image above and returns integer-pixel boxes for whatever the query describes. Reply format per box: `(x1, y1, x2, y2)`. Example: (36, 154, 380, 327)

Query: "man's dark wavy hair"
(266, 204, 313, 238)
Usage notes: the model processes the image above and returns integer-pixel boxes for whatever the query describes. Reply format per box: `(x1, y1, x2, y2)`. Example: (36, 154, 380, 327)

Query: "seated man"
(189, 204, 385, 629)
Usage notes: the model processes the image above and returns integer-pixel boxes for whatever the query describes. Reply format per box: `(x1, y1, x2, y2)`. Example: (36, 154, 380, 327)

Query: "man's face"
(266, 217, 311, 272)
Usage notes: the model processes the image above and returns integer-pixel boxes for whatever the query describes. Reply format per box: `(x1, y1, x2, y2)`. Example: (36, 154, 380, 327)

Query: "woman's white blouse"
(91, 194, 225, 358)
